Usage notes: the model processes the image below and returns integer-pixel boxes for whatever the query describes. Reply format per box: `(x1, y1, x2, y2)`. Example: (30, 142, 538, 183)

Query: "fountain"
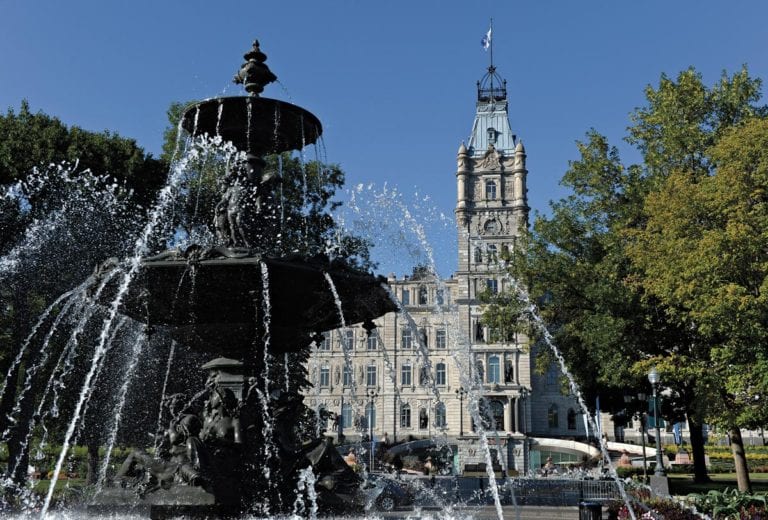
(85, 40, 398, 517)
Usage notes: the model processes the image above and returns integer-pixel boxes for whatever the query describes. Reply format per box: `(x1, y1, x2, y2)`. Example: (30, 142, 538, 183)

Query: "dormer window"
(487, 127, 497, 144)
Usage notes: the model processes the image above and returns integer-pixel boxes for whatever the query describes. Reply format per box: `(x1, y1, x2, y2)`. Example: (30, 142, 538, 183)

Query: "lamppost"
(455, 387, 467, 437)
(648, 367, 665, 476)
(367, 388, 379, 471)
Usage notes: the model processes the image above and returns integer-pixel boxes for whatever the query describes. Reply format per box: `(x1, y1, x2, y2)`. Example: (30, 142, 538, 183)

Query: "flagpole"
(489, 17, 494, 71)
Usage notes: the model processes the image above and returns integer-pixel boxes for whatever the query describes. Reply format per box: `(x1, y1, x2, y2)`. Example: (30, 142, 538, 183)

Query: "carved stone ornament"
(477, 144, 503, 171)
(483, 219, 501, 235)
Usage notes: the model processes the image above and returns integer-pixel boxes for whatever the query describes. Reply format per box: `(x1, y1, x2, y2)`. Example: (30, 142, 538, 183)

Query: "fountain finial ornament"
(233, 40, 277, 96)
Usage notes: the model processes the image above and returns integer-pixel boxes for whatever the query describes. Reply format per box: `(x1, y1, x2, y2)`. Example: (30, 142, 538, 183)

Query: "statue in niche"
(334, 366, 341, 385)
(477, 144, 503, 171)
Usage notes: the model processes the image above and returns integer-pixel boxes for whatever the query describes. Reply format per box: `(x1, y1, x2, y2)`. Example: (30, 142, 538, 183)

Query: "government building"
(304, 60, 590, 474)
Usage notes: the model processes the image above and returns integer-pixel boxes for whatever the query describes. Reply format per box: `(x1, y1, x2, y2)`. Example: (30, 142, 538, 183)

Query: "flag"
(481, 27, 492, 50)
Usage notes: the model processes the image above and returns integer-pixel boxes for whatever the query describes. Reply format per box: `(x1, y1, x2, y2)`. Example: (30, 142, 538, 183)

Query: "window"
(419, 408, 429, 429)
(486, 278, 498, 294)
(567, 409, 577, 430)
(435, 402, 447, 428)
(474, 247, 482, 263)
(401, 289, 410, 306)
(487, 127, 497, 144)
(487, 244, 497, 261)
(504, 360, 514, 383)
(436, 329, 447, 349)
(342, 365, 353, 387)
(317, 333, 330, 350)
(548, 404, 559, 429)
(475, 360, 484, 383)
(418, 286, 428, 305)
(366, 330, 378, 350)
(319, 366, 330, 388)
(485, 180, 497, 200)
(436, 288, 445, 305)
(435, 362, 446, 386)
(342, 329, 354, 350)
(488, 356, 500, 384)
(366, 365, 377, 387)
(401, 329, 412, 349)
(401, 363, 412, 386)
(400, 403, 411, 428)
(341, 403, 353, 429)
(365, 402, 376, 429)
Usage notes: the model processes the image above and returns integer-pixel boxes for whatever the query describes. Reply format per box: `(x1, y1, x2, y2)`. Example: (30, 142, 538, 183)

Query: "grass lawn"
(668, 473, 768, 494)
(32, 478, 86, 496)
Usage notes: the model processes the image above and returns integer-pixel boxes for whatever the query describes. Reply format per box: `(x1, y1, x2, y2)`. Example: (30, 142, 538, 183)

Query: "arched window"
(548, 404, 559, 429)
(485, 180, 497, 200)
(487, 127, 497, 144)
(400, 403, 411, 428)
(567, 409, 577, 430)
(488, 356, 500, 384)
(366, 402, 377, 430)
(418, 286, 428, 305)
(341, 403, 353, 430)
(435, 402, 447, 428)
(490, 400, 504, 430)
(474, 247, 482, 263)
(487, 244, 497, 261)
(435, 362, 446, 386)
(419, 408, 429, 429)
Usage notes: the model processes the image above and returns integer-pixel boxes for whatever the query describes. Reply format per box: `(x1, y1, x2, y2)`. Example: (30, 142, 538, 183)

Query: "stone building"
(304, 61, 588, 473)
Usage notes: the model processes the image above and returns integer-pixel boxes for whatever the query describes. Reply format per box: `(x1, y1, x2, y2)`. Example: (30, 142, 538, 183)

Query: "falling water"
(96, 323, 148, 490)
(40, 134, 198, 516)
(290, 465, 319, 520)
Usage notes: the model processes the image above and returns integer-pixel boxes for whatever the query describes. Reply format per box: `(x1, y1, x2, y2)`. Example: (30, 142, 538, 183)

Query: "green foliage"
(0, 100, 166, 207)
(688, 488, 767, 519)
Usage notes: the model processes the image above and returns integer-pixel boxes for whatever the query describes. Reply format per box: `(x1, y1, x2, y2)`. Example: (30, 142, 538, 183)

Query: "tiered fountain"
(91, 40, 397, 517)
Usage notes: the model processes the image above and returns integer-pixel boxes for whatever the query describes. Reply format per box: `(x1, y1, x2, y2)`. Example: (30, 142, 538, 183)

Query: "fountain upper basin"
(111, 250, 397, 356)
(182, 96, 322, 155)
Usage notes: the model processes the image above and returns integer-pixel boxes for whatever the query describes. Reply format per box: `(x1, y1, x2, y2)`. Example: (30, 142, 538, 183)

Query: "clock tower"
(455, 60, 530, 435)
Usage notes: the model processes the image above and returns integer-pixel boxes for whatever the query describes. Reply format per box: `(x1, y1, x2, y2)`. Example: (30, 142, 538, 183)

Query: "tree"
(485, 67, 767, 485)
(627, 117, 768, 492)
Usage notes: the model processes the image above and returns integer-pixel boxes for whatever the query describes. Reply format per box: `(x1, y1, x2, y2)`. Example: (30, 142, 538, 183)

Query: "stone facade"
(304, 65, 587, 471)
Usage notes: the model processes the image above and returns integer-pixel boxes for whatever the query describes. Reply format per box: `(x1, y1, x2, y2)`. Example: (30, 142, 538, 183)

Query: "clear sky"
(2, 1, 767, 277)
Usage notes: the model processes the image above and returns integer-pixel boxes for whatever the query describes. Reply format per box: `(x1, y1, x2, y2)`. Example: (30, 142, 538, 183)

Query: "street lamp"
(455, 387, 467, 436)
(367, 388, 379, 471)
(636, 392, 648, 482)
(648, 367, 665, 476)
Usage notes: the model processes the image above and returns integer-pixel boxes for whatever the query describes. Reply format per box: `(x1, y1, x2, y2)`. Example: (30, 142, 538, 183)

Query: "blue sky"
(2, 1, 767, 277)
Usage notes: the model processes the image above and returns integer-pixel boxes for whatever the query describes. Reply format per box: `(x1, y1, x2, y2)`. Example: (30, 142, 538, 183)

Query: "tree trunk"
(86, 441, 100, 485)
(687, 415, 710, 483)
(729, 426, 752, 493)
